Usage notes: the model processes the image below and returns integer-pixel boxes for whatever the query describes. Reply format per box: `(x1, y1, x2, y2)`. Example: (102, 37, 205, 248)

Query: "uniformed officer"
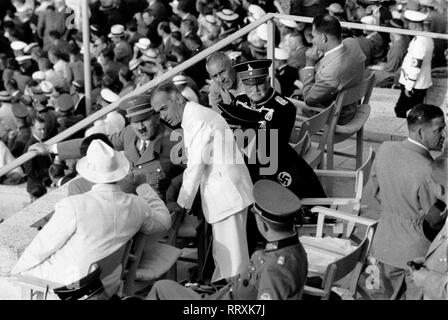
(55, 93, 85, 139)
(146, 179, 308, 300)
(29, 95, 186, 207)
(220, 58, 296, 145)
(394, 10, 434, 118)
(7, 103, 31, 158)
(219, 58, 326, 254)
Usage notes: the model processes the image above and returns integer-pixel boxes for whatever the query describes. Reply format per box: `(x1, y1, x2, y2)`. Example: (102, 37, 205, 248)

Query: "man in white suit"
(11, 140, 171, 298)
(150, 82, 254, 282)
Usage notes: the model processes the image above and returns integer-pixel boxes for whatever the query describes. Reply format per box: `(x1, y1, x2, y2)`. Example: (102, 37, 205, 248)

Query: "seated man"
(29, 95, 185, 210)
(11, 140, 171, 298)
(299, 14, 366, 125)
(410, 156, 447, 300)
(146, 180, 308, 300)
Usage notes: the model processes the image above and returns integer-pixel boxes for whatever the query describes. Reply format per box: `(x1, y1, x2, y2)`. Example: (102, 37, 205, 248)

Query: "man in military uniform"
(394, 10, 434, 118)
(7, 103, 31, 158)
(218, 59, 326, 253)
(146, 179, 308, 300)
(55, 93, 85, 139)
(29, 95, 185, 210)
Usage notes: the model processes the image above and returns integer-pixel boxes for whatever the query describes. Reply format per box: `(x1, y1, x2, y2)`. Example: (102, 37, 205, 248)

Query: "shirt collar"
(265, 234, 299, 251)
(91, 183, 122, 192)
(140, 125, 164, 154)
(407, 137, 430, 152)
(324, 43, 344, 57)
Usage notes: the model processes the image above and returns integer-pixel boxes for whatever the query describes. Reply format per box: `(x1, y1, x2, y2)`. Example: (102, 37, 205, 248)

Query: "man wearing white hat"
(394, 10, 434, 118)
(274, 47, 299, 97)
(11, 139, 172, 298)
(10, 41, 27, 57)
(109, 24, 133, 65)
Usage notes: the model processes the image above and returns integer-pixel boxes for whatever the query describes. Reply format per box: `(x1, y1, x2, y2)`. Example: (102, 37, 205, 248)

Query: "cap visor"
(242, 76, 267, 86)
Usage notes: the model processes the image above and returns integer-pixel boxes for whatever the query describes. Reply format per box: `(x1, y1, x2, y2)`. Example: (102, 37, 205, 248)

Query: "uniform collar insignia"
(247, 64, 253, 71)
(265, 234, 298, 251)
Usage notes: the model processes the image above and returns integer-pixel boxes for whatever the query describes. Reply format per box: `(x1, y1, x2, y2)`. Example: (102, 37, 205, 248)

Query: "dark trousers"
(394, 85, 427, 118)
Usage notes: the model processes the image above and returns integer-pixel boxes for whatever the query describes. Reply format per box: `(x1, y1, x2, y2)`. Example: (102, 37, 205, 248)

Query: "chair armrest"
(12, 274, 63, 292)
(303, 285, 325, 297)
(301, 198, 359, 206)
(311, 206, 378, 228)
(314, 170, 357, 178)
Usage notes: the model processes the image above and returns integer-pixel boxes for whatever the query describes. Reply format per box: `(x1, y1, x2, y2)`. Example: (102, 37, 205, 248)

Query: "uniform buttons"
(138, 165, 142, 169)
(260, 259, 264, 264)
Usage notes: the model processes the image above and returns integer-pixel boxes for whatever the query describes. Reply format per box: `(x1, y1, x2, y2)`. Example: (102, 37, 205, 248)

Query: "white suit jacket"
(177, 101, 254, 224)
(12, 183, 171, 290)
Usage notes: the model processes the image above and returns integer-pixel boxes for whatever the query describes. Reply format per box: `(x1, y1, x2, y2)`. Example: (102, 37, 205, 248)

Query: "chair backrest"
(320, 235, 369, 300)
(298, 103, 336, 152)
(90, 240, 132, 281)
(362, 70, 376, 105)
(122, 232, 148, 296)
(290, 133, 310, 157)
(354, 147, 376, 200)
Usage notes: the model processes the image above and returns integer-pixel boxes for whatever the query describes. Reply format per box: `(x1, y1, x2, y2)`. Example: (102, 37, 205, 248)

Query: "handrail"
(1, 12, 447, 178)
(272, 13, 448, 40)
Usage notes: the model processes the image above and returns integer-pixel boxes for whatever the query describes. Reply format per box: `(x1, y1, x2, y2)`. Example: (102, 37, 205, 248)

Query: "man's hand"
(29, 142, 51, 155)
(405, 89, 413, 98)
(166, 201, 183, 214)
(305, 46, 323, 67)
(7, 130, 17, 140)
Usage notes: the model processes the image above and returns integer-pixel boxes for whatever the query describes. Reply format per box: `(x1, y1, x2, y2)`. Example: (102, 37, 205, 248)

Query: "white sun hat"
(76, 139, 130, 184)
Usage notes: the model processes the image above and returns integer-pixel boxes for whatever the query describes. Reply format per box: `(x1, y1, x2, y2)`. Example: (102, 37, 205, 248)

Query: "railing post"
(266, 18, 275, 88)
(81, 0, 92, 116)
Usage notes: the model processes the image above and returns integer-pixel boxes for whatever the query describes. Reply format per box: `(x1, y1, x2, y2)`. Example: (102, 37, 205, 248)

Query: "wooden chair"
(122, 232, 182, 297)
(289, 103, 336, 169)
(299, 148, 376, 236)
(301, 206, 378, 300)
(14, 239, 132, 300)
(326, 70, 376, 171)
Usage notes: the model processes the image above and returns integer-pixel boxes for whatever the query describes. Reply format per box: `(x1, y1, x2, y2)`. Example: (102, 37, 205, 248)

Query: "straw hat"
(216, 9, 239, 22)
(76, 140, 130, 184)
(108, 24, 125, 38)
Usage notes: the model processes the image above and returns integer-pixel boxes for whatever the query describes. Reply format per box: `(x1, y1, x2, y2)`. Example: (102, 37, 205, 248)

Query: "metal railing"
(1, 13, 447, 178)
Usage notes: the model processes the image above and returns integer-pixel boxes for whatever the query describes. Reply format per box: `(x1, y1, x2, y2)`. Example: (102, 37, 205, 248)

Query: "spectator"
(410, 156, 448, 300)
(23, 117, 52, 186)
(299, 14, 366, 125)
(394, 10, 434, 118)
(26, 179, 47, 203)
(363, 104, 445, 300)
(7, 102, 31, 158)
(108, 24, 133, 65)
(11, 139, 171, 299)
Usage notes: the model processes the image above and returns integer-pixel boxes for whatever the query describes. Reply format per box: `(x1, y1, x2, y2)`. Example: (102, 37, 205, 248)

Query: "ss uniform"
(218, 59, 326, 200)
(218, 60, 326, 254)
(394, 10, 434, 118)
(147, 179, 308, 300)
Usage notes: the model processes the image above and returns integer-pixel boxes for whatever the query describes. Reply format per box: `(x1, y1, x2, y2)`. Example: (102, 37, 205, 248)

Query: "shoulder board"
(275, 96, 289, 106)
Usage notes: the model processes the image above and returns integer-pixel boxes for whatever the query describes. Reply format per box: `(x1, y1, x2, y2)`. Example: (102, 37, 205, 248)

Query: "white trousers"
(210, 208, 250, 282)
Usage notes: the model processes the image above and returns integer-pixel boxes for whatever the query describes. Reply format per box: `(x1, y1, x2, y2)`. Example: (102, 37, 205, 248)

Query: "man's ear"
(322, 33, 328, 43)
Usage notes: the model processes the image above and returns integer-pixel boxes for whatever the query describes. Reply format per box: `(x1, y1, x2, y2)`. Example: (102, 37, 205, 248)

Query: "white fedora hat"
(76, 140, 130, 184)
(108, 24, 125, 38)
(216, 9, 239, 22)
(274, 47, 289, 60)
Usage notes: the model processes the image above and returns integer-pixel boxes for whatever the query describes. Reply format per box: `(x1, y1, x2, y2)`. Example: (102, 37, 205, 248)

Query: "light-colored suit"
(300, 38, 366, 124)
(420, 217, 448, 300)
(12, 184, 171, 293)
(177, 101, 254, 281)
(364, 140, 435, 268)
(178, 101, 254, 223)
